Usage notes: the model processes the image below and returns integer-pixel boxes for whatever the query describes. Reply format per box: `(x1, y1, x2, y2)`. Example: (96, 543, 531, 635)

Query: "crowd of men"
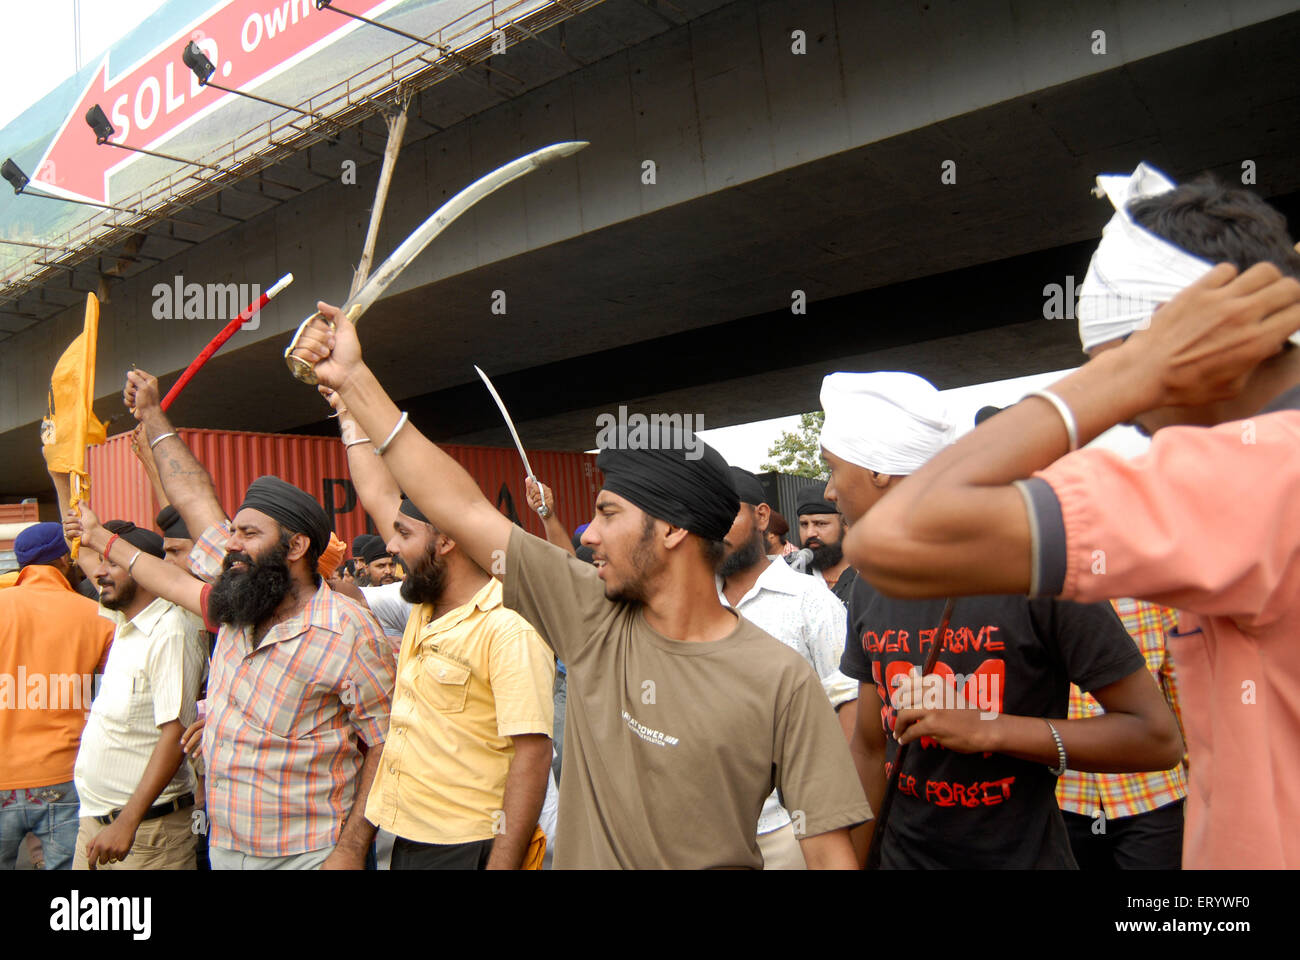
(1, 166, 1298, 870)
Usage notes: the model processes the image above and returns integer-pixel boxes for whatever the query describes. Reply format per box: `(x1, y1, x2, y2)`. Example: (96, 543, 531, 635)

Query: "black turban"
(729, 466, 767, 507)
(360, 537, 392, 564)
(238, 475, 331, 554)
(352, 534, 379, 556)
(104, 520, 166, 559)
(795, 486, 838, 517)
(156, 505, 190, 540)
(398, 495, 429, 525)
(596, 441, 738, 542)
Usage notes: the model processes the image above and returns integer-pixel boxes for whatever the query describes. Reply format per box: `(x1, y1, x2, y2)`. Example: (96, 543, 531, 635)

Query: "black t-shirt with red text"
(840, 578, 1143, 869)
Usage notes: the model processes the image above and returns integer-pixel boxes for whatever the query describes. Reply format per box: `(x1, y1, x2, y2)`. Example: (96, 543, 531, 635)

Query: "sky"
(3, 3, 1144, 467)
(697, 367, 1148, 473)
(0, 0, 170, 130)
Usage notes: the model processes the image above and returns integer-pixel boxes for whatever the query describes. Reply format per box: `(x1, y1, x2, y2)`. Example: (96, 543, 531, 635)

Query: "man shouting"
(287, 303, 870, 869)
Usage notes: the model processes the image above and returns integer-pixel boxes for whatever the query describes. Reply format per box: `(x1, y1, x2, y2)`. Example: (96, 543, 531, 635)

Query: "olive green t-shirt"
(503, 527, 871, 868)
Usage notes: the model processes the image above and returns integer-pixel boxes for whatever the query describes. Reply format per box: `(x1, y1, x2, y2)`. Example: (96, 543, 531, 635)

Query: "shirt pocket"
(96, 668, 153, 727)
(127, 669, 155, 725)
(419, 654, 471, 714)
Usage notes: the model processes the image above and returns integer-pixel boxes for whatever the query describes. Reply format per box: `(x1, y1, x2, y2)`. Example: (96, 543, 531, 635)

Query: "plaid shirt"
(1056, 598, 1187, 820)
(190, 523, 396, 857)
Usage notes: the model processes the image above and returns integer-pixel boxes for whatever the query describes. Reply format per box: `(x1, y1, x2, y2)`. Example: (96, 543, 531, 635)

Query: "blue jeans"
(0, 780, 81, 870)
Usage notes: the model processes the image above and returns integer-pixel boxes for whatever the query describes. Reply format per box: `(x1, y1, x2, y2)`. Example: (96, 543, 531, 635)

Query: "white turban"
(819, 372, 954, 476)
(1076, 163, 1214, 352)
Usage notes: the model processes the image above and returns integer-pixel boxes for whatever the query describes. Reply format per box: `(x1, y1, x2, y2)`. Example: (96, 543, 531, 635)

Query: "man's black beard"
(719, 527, 766, 579)
(207, 541, 292, 628)
(97, 576, 137, 612)
(399, 548, 447, 606)
(605, 516, 658, 605)
(809, 539, 844, 570)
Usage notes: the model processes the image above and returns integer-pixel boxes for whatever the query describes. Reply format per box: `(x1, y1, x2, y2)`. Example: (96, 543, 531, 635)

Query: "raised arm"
(129, 422, 172, 511)
(46, 465, 100, 580)
(66, 503, 206, 617)
(847, 263, 1300, 598)
(320, 386, 401, 535)
(525, 478, 577, 557)
(123, 370, 228, 535)
(290, 303, 515, 576)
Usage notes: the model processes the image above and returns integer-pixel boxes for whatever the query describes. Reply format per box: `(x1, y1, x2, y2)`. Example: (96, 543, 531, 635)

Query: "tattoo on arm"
(153, 436, 227, 532)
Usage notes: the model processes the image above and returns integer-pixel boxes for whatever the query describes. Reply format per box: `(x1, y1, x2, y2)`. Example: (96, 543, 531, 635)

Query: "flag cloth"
(41, 293, 107, 557)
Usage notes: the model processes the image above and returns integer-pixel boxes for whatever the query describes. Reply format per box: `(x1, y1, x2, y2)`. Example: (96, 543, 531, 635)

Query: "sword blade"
(348, 140, 588, 316)
(286, 140, 589, 382)
(474, 365, 536, 480)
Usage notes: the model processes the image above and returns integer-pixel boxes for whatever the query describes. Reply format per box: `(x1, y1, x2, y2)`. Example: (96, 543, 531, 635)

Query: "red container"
(0, 503, 40, 551)
(86, 428, 603, 553)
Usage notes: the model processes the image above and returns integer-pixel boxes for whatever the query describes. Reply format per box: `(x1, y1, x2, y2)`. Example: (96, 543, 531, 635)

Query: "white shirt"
(360, 582, 409, 638)
(74, 597, 207, 817)
(718, 556, 857, 835)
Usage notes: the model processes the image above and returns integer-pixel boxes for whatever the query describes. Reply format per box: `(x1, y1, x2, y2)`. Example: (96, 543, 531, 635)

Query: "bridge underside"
(3, 4, 1299, 496)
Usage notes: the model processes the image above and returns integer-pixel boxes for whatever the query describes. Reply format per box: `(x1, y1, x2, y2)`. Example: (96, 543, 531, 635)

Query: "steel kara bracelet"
(1044, 719, 1069, 776)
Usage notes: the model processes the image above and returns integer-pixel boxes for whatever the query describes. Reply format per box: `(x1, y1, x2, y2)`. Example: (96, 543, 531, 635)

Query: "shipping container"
(0, 502, 41, 573)
(87, 428, 604, 558)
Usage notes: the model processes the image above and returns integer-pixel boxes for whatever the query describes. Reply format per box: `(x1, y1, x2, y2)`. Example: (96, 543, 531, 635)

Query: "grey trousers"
(209, 845, 332, 870)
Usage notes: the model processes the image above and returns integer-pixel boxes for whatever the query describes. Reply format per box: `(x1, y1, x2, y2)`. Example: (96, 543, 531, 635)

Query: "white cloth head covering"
(1076, 163, 1215, 352)
(819, 371, 954, 476)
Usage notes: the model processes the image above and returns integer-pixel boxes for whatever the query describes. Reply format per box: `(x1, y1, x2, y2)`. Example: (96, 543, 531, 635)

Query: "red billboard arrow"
(32, 0, 396, 205)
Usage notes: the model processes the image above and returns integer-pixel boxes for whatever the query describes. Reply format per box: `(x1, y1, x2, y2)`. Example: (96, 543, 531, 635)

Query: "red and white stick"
(161, 273, 293, 411)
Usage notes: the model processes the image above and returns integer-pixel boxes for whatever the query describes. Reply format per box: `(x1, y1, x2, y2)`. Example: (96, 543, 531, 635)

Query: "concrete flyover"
(4, 0, 1300, 499)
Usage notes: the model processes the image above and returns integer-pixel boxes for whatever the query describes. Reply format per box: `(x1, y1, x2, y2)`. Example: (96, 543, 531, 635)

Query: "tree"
(761, 411, 828, 479)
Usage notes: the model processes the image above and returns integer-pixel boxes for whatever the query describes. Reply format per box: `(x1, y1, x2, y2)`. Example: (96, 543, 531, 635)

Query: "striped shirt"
(1055, 601, 1187, 821)
(190, 523, 396, 857)
(74, 597, 207, 817)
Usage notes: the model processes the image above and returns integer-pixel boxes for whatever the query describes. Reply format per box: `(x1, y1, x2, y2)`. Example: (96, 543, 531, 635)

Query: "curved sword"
(474, 364, 550, 520)
(285, 140, 589, 383)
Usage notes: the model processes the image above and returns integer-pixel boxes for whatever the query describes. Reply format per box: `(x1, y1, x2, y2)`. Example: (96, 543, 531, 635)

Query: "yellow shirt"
(365, 577, 555, 844)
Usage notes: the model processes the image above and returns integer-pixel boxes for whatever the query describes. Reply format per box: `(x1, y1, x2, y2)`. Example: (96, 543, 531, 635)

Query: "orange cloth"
(522, 825, 547, 871)
(0, 565, 114, 789)
(318, 531, 344, 579)
(41, 293, 107, 560)
(1037, 403, 1300, 868)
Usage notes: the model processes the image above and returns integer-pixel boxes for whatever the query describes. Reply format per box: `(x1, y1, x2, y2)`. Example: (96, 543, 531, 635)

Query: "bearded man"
(794, 488, 856, 603)
(718, 468, 859, 868)
(288, 302, 870, 868)
(70, 522, 206, 870)
(320, 387, 555, 869)
(358, 536, 398, 586)
(69, 370, 396, 870)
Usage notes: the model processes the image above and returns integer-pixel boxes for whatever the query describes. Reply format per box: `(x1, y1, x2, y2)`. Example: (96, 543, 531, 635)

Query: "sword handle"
(284, 305, 360, 384)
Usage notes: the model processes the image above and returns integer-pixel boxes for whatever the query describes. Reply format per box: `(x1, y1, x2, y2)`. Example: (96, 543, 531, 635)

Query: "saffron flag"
(41, 294, 107, 557)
